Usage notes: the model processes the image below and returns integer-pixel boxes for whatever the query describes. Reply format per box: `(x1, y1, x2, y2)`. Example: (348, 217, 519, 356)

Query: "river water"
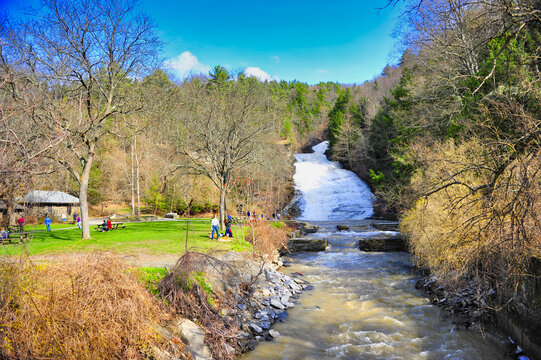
(242, 141, 509, 360)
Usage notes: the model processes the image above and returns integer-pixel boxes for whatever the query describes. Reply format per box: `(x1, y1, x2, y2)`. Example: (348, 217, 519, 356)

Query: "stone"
(249, 323, 263, 334)
(337, 224, 349, 231)
(286, 280, 302, 291)
(302, 225, 319, 234)
(176, 318, 212, 360)
(237, 303, 247, 311)
(370, 221, 400, 232)
(270, 296, 286, 309)
(239, 331, 251, 339)
(286, 302, 295, 308)
(269, 329, 280, 338)
(260, 321, 271, 330)
(287, 238, 328, 252)
(280, 295, 290, 305)
(358, 233, 407, 252)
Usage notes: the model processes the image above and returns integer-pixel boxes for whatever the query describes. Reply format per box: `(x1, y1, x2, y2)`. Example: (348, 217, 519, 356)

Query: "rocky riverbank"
(154, 252, 311, 359)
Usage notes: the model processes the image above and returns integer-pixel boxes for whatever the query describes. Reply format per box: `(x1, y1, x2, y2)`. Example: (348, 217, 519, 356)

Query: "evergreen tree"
(327, 89, 352, 149)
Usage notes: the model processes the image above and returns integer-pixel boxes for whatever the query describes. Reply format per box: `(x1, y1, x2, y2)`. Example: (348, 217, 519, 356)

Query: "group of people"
(245, 211, 280, 221)
(210, 214, 233, 239)
(100, 218, 113, 232)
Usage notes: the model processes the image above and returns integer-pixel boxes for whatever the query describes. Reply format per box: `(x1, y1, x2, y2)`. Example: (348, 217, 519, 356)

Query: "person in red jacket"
(107, 218, 112, 230)
(17, 216, 25, 232)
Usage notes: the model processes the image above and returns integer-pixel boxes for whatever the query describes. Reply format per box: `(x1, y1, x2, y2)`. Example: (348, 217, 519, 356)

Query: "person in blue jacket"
(44, 214, 52, 231)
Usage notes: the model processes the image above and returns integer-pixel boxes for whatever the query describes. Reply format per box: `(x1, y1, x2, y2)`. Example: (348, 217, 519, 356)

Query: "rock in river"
(287, 238, 328, 252)
(358, 233, 407, 252)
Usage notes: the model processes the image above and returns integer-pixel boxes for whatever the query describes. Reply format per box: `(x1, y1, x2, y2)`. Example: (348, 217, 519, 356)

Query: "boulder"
(287, 238, 327, 252)
(176, 318, 212, 360)
(336, 224, 349, 231)
(370, 221, 400, 232)
(302, 225, 319, 234)
(358, 233, 407, 252)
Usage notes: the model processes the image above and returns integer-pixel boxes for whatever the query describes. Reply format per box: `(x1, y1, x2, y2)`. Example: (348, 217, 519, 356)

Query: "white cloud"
(166, 51, 211, 78)
(244, 67, 272, 82)
(270, 55, 280, 64)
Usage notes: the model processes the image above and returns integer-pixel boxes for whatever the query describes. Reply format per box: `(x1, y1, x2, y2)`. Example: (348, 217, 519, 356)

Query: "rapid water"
(293, 142, 374, 220)
(242, 142, 508, 360)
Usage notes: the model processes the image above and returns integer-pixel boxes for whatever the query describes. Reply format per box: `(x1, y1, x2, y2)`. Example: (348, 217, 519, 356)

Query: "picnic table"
(94, 222, 126, 231)
(1, 225, 29, 245)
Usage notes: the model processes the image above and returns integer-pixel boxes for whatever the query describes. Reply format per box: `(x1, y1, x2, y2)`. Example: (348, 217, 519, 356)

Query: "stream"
(242, 141, 509, 359)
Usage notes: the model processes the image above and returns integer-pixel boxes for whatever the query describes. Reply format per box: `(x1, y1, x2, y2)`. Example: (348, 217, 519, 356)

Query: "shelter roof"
(20, 191, 80, 204)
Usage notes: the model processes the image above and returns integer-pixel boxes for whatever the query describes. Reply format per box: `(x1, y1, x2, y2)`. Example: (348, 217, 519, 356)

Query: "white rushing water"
(294, 141, 374, 220)
(242, 141, 508, 360)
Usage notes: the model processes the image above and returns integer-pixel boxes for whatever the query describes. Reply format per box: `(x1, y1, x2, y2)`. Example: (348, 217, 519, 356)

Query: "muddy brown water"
(241, 224, 509, 360)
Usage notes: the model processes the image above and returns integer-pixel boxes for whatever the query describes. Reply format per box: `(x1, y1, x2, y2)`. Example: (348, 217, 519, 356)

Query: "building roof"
(20, 191, 80, 205)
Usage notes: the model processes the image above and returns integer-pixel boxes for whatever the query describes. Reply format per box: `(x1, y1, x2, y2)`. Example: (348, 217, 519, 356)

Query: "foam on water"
(293, 141, 374, 220)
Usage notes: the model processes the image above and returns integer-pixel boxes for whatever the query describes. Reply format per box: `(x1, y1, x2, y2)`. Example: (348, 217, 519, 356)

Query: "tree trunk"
(136, 162, 141, 218)
(6, 198, 15, 227)
(219, 185, 226, 229)
(130, 141, 136, 215)
(79, 143, 95, 240)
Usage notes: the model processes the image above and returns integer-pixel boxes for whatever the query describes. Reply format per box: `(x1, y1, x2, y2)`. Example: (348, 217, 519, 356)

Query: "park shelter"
(20, 191, 80, 220)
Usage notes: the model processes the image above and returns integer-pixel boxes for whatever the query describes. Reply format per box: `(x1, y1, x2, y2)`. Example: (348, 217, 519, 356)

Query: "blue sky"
(1, 0, 403, 84)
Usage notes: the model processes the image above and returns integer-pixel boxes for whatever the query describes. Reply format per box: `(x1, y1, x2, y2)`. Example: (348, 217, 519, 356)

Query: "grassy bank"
(1, 220, 252, 256)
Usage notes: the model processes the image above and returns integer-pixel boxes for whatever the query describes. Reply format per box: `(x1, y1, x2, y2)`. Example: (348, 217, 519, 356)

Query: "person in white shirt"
(211, 215, 220, 239)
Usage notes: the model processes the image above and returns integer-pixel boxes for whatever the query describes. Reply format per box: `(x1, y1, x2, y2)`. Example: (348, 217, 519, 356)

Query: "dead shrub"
(251, 221, 288, 255)
(0, 252, 166, 359)
(158, 252, 241, 360)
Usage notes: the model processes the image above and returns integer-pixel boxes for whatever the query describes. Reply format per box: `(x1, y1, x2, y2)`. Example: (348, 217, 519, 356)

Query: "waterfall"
(293, 141, 374, 221)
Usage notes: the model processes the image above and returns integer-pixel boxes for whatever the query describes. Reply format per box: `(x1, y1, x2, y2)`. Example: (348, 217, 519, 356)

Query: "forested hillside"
(325, 0, 541, 323)
(0, 0, 349, 238)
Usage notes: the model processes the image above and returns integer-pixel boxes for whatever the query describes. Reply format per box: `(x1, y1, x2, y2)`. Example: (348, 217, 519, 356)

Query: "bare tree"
(0, 16, 61, 225)
(9, 0, 159, 238)
(176, 75, 272, 227)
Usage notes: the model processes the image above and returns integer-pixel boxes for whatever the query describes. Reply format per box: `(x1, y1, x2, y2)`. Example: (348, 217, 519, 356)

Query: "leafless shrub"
(0, 252, 166, 359)
(252, 221, 288, 256)
(403, 139, 541, 308)
(158, 252, 241, 360)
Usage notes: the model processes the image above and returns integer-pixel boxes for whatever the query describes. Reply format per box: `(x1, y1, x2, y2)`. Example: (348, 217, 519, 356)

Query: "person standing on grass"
(44, 214, 52, 231)
(224, 217, 233, 238)
(77, 215, 81, 230)
(61, 213, 67, 222)
(107, 218, 112, 230)
(211, 215, 220, 239)
(17, 216, 25, 232)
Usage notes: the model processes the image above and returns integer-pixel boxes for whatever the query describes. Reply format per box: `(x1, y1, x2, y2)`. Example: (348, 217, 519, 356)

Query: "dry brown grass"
(252, 221, 288, 255)
(0, 252, 166, 359)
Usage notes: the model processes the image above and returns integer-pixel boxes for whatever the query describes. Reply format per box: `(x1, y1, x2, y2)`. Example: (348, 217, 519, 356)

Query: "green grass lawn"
(1, 220, 252, 256)
(22, 223, 78, 232)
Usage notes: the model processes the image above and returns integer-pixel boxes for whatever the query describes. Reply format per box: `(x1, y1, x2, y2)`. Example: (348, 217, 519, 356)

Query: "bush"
(252, 221, 288, 255)
(0, 253, 166, 359)
(402, 139, 541, 306)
